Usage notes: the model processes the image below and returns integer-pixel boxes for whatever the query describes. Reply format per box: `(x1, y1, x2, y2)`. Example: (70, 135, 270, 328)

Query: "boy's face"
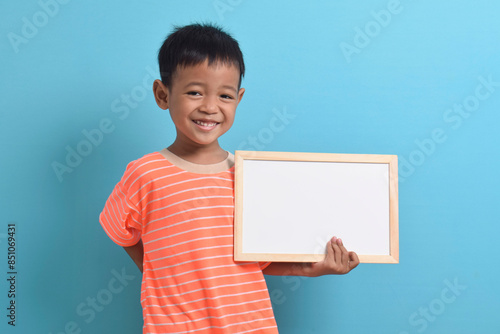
(154, 60, 244, 151)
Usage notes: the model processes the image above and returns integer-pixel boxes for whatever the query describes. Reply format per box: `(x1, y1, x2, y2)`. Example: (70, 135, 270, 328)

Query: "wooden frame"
(234, 150, 399, 264)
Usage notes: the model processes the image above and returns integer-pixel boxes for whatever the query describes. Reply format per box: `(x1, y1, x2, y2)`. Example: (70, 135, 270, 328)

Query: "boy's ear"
(153, 79, 169, 110)
(237, 88, 245, 104)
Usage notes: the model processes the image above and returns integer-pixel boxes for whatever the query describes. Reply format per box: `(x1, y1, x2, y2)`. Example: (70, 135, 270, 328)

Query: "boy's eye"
(187, 91, 201, 96)
(220, 94, 234, 99)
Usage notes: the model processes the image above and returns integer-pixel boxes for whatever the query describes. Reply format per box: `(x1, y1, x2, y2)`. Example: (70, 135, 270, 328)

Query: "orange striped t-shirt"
(99, 149, 278, 334)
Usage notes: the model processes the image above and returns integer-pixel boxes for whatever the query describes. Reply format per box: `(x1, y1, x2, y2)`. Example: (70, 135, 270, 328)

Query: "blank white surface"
(241, 159, 390, 256)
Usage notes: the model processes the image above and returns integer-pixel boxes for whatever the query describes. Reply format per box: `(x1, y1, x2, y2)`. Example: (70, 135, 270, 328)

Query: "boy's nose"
(199, 97, 218, 114)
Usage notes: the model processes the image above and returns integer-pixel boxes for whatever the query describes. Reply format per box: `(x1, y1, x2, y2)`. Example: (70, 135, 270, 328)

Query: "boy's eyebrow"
(184, 82, 238, 93)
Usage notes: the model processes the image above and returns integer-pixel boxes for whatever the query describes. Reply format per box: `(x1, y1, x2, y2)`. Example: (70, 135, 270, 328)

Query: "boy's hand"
(262, 236, 360, 277)
(309, 236, 360, 276)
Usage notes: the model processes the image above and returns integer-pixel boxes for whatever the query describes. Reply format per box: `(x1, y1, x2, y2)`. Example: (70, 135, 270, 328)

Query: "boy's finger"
(325, 237, 335, 260)
(330, 237, 342, 264)
(337, 239, 350, 265)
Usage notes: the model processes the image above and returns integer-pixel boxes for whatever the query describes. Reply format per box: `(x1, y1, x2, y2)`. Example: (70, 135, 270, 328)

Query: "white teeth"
(194, 120, 217, 127)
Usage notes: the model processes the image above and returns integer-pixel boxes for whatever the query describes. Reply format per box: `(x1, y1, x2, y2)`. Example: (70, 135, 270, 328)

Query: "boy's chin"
(175, 138, 221, 150)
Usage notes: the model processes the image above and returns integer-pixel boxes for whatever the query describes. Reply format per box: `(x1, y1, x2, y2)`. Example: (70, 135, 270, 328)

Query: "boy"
(100, 23, 359, 333)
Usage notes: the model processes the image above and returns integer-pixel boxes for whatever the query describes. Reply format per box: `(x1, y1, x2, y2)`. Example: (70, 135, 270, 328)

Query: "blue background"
(1, 0, 499, 333)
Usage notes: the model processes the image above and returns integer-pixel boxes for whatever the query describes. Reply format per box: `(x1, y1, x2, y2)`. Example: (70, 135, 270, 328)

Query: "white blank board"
(234, 151, 399, 264)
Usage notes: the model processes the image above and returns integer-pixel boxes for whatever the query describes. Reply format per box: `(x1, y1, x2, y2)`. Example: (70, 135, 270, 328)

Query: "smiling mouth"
(193, 120, 219, 128)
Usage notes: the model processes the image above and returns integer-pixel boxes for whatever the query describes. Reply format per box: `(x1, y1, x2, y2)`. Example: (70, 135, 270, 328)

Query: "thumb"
(348, 251, 360, 270)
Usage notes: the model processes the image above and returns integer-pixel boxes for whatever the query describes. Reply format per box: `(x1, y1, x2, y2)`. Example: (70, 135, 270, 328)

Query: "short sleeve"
(99, 162, 142, 247)
(259, 262, 272, 270)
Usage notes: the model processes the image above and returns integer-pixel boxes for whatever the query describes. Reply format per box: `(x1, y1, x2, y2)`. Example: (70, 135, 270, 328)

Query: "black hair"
(158, 23, 245, 88)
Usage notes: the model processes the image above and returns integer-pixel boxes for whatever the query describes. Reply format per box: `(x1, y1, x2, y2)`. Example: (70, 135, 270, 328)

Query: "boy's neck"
(167, 141, 228, 165)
